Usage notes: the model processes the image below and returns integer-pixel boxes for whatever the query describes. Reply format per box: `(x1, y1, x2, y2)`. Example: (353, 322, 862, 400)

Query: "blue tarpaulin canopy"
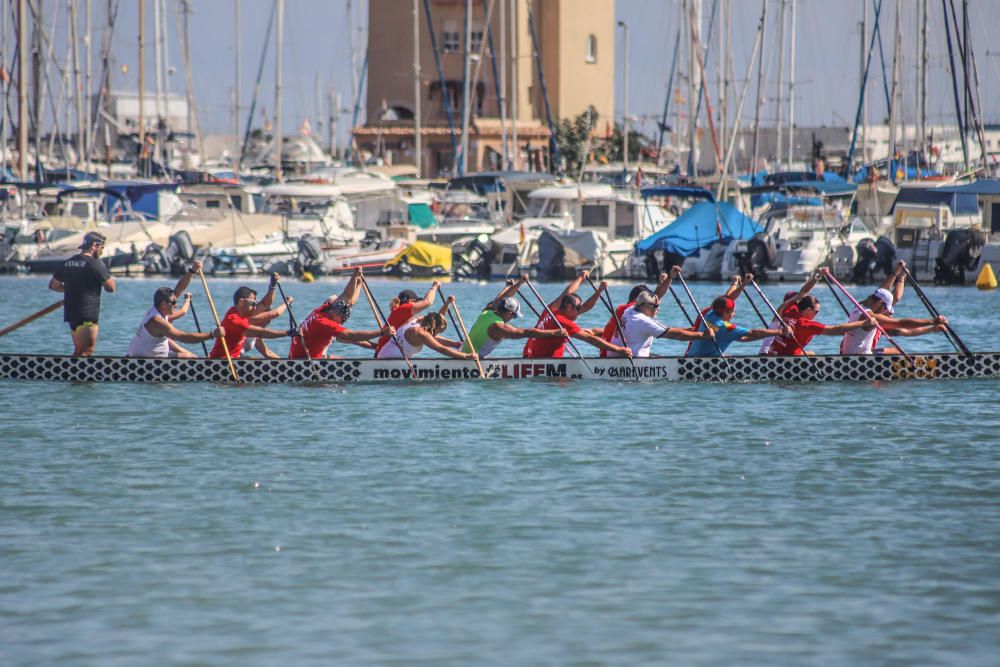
(103, 182, 180, 219)
(635, 201, 762, 257)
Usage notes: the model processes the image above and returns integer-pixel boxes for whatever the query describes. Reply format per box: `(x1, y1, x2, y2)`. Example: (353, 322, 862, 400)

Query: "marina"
(3, 0, 1000, 665)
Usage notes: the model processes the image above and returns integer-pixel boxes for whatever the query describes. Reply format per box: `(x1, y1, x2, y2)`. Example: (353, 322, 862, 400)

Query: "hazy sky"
(7, 0, 1000, 143)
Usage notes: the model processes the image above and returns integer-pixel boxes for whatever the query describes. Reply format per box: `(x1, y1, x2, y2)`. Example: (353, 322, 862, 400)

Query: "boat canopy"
(635, 202, 762, 257)
(888, 187, 980, 215)
(384, 241, 453, 271)
(640, 185, 715, 202)
(935, 180, 1000, 196)
(408, 203, 437, 229)
(104, 181, 180, 218)
(527, 184, 614, 200)
(261, 183, 344, 199)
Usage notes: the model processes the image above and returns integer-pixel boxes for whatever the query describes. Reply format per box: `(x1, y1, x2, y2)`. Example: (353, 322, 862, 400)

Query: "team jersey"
(686, 309, 750, 356)
(374, 302, 416, 356)
(768, 316, 826, 355)
(523, 312, 581, 358)
(209, 308, 251, 359)
(609, 306, 669, 357)
(840, 306, 881, 354)
(600, 301, 633, 358)
(289, 307, 346, 358)
(759, 304, 798, 354)
(53, 253, 112, 324)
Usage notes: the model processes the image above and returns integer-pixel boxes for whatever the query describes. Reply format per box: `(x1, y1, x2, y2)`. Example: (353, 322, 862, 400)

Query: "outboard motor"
(454, 237, 493, 279)
(851, 236, 896, 283)
(935, 228, 986, 285)
(164, 230, 196, 275)
(733, 233, 776, 281)
(295, 234, 324, 276)
(535, 230, 569, 281)
(141, 243, 170, 275)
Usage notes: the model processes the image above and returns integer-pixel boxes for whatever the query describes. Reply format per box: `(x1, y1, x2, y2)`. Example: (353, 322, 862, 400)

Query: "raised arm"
(171, 260, 203, 297)
(248, 297, 289, 324)
(437, 294, 455, 318)
(489, 321, 564, 341)
(653, 265, 682, 299)
(777, 272, 821, 314)
(494, 274, 529, 304)
(412, 281, 441, 313)
(339, 267, 364, 306)
(548, 270, 589, 310)
(578, 280, 607, 315)
(724, 275, 744, 299)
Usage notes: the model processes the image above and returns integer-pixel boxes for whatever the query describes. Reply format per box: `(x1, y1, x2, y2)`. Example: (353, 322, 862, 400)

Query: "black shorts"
(67, 319, 99, 333)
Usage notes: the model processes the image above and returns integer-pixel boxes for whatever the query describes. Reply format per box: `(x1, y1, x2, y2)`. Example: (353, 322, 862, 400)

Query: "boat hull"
(1, 353, 997, 385)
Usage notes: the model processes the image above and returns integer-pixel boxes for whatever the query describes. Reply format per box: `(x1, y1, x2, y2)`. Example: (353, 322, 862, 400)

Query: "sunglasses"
(242, 298, 258, 307)
(166, 299, 178, 306)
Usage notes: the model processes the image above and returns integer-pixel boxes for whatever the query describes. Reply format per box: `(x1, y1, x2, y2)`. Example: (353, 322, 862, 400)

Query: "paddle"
(822, 269, 915, 365)
(187, 298, 210, 357)
(668, 286, 694, 326)
(675, 272, 735, 377)
(436, 286, 465, 344)
(822, 273, 852, 317)
(741, 288, 769, 327)
(0, 300, 63, 338)
(522, 278, 594, 375)
(584, 275, 637, 376)
(445, 294, 487, 380)
(359, 274, 418, 380)
(196, 268, 240, 383)
(903, 266, 973, 357)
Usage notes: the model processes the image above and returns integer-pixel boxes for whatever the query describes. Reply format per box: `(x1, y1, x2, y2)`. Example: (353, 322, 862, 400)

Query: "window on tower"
(586, 35, 597, 63)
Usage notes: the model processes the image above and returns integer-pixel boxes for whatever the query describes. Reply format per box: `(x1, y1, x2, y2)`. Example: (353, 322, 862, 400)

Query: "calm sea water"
(1, 274, 999, 666)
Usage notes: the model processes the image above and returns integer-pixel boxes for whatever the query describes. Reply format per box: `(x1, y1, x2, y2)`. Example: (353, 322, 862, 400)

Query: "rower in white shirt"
(608, 291, 708, 357)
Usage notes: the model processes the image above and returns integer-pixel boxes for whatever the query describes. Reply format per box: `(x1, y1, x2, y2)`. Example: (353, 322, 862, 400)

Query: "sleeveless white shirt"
(376, 319, 424, 359)
(840, 306, 878, 354)
(127, 306, 171, 357)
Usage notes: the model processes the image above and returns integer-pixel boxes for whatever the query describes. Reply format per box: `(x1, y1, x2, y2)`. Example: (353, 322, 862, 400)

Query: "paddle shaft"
(522, 279, 593, 373)
(823, 271, 915, 364)
(748, 279, 788, 327)
(903, 267, 972, 356)
(741, 289, 769, 327)
(359, 274, 418, 379)
(274, 280, 323, 378)
(0, 300, 62, 338)
(669, 286, 694, 326)
(446, 296, 487, 379)
(436, 286, 465, 344)
(196, 269, 240, 383)
(585, 275, 637, 374)
(823, 274, 852, 317)
(675, 273, 735, 374)
(187, 299, 210, 356)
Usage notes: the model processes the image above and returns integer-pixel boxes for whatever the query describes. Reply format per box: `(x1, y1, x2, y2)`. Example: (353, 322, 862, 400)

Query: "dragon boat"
(1, 352, 998, 384)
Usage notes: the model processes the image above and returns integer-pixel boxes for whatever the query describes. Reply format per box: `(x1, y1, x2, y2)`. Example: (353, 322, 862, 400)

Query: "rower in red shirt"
(374, 282, 441, 356)
(289, 299, 392, 359)
(523, 270, 632, 359)
(767, 273, 876, 356)
(209, 286, 295, 359)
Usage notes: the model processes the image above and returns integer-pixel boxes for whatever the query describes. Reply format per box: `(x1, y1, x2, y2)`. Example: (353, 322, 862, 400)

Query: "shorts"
(68, 320, 98, 333)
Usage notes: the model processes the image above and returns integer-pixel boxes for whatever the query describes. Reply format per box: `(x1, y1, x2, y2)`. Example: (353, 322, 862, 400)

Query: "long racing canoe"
(1, 352, 999, 384)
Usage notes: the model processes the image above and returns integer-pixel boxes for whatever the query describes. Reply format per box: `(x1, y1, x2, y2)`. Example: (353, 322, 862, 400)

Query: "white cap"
(635, 291, 660, 307)
(871, 288, 894, 314)
(498, 297, 521, 317)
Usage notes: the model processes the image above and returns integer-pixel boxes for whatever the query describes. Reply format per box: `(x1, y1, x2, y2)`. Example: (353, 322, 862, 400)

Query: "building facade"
(355, 0, 615, 177)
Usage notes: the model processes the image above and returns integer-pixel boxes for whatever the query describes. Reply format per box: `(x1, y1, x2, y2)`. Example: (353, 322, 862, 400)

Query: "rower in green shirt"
(461, 275, 563, 358)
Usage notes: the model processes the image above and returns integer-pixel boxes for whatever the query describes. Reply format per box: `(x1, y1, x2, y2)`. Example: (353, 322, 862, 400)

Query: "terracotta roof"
(352, 122, 551, 139)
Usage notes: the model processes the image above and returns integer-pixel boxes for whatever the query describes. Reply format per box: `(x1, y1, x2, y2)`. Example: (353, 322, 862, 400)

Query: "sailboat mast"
(887, 0, 900, 165)
(234, 0, 241, 171)
(138, 0, 145, 159)
(750, 0, 767, 175)
(687, 0, 700, 176)
(509, 0, 518, 170)
(774, 0, 785, 170)
(919, 0, 927, 160)
(413, 0, 422, 176)
(459, 0, 472, 175)
(17, 0, 29, 178)
(498, 0, 508, 169)
(85, 0, 92, 165)
(274, 0, 284, 181)
(70, 0, 84, 166)
(786, 0, 796, 169)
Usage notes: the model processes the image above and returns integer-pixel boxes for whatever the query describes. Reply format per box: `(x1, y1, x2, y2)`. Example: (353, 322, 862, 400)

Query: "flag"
(519, 223, 526, 247)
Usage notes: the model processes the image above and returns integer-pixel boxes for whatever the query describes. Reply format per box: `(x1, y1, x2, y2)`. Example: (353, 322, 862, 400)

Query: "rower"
(461, 276, 563, 358)
(839, 264, 947, 354)
(242, 273, 293, 358)
(523, 271, 632, 359)
(127, 260, 223, 357)
(208, 286, 296, 359)
(608, 292, 709, 357)
(376, 308, 478, 360)
(767, 286, 877, 356)
(374, 282, 441, 356)
(685, 296, 790, 357)
(599, 266, 681, 356)
(759, 272, 821, 354)
(289, 298, 392, 359)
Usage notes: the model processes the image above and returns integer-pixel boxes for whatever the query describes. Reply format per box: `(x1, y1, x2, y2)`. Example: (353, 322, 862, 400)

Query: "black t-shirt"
(53, 253, 112, 323)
